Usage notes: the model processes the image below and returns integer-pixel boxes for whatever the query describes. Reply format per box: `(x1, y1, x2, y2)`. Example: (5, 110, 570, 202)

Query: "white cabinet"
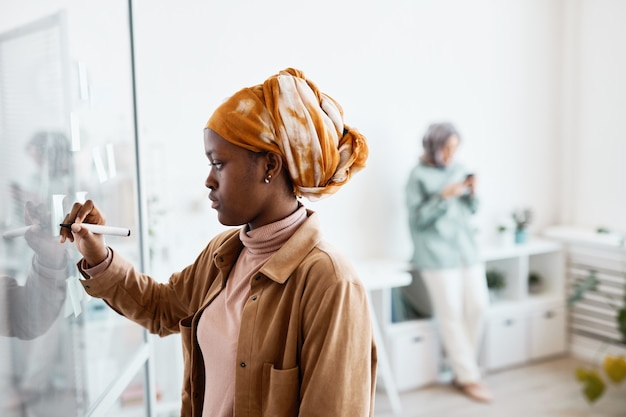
(369, 281, 442, 392)
(483, 300, 567, 372)
(481, 239, 565, 303)
(528, 303, 567, 360)
(385, 321, 440, 392)
(484, 307, 527, 370)
(372, 238, 567, 389)
(482, 239, 567, 371)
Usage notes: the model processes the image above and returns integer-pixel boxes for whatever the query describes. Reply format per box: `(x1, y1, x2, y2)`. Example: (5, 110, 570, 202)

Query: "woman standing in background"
(405, 122, 492, 403)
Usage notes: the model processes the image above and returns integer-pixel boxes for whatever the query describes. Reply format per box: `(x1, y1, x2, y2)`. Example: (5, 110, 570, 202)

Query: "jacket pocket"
(179, 316, 193, 371)
(261, 363, 299, 417)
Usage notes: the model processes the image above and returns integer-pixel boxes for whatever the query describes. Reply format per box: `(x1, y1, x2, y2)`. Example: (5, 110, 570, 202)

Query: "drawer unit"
(529, 304, 567, 360)
(385, 320, 440, 392)
(484, 309, 528, 371)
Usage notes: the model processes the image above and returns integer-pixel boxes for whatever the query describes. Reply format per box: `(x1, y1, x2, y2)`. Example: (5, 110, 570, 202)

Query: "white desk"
(354, 259, 413, 415)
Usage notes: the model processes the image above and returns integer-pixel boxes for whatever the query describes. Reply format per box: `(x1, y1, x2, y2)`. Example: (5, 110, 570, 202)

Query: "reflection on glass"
(105, 364, 148, 417)
(0, 3, 147, 416)
(1, 203, 68, 339)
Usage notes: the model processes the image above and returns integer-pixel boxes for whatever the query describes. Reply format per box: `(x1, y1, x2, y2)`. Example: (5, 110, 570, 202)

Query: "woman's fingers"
(75, 200, 106, 226)
(59, 209, 78, 243)
(59, 199, 109, 244)
(59, 200, 108, 265)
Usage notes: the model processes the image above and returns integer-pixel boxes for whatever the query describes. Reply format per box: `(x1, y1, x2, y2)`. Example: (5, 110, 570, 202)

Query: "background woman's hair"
(27, 131, 73, 177)
(421, 122, 459, 167)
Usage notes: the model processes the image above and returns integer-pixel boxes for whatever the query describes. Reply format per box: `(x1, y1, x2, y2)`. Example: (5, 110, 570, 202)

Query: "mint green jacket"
(406, 161, 480, 270)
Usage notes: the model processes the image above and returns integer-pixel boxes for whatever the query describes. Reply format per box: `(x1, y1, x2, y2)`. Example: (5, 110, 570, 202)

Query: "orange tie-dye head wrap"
(205, 68, 368, 201)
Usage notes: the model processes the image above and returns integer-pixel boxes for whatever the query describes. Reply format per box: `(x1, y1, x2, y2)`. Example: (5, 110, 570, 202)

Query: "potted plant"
(496, 219, 515, 247)
(512, 207, 533, 244)
(528, 271, 543, 294)
(486, 269, 506, 302)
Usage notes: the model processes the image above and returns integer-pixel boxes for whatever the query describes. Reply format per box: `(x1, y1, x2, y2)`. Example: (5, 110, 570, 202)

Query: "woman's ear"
(263, 152, 295, 196)
(264, 152, 284, 180)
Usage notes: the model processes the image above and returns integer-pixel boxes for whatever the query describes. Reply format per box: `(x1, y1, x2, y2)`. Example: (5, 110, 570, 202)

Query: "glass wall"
(0, 1, 150, 416)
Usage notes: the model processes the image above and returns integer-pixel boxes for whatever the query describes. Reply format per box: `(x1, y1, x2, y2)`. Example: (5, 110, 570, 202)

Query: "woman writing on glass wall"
(405, 122, 492, 403)
(60, 68, 376, 417)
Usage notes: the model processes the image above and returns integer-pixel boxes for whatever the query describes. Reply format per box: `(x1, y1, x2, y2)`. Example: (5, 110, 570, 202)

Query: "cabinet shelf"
(483, 238, 564, 303)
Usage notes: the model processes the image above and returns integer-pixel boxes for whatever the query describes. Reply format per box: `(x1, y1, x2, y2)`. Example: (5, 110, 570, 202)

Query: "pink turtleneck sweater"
(197, 206, 307, 417)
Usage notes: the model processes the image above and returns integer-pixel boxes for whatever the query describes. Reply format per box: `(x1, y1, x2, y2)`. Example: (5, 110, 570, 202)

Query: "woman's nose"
(205, 174, 215, 190)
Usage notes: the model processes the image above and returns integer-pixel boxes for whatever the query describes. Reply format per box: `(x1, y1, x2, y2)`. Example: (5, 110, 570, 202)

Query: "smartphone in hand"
(463, 173, 475, 195)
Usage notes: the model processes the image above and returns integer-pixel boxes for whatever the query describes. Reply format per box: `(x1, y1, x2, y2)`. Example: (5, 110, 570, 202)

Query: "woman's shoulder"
(410, 161, 441, 178)
(408, 161, 428, 177)
(299, 240, 362, 287)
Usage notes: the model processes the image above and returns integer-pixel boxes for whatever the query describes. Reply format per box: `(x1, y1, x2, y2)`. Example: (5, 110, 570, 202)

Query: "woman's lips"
(209, 194, 219, 209)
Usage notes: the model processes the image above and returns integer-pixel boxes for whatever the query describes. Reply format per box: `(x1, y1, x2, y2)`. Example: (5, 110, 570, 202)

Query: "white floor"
(374, 356, 626, 417)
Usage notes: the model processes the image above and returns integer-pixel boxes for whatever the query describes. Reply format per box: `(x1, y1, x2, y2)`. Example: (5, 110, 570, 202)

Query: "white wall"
(3, 0, 623, 269)
(560, 0, 626, 233)
(133, 0, 574, 270)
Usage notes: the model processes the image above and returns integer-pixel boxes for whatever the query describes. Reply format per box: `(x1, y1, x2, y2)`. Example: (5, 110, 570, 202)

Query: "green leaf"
(603, 355, 626, 385)
(575, 368, 590, 381)
(568, 271, 599, 305)
(575, 368, 605, 403)
(618, 308, 626, 343)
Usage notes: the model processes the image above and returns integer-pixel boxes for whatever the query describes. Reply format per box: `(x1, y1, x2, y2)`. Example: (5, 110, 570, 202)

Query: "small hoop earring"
(264, 174, 272, 184)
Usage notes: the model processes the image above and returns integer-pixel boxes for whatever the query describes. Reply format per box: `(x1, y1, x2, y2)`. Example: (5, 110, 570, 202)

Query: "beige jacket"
(79, 212, 377, 417)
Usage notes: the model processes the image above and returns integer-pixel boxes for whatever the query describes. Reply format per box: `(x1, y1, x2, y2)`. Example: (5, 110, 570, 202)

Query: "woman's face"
(204, 129, 271, 227)
(439, 134, 460, 166)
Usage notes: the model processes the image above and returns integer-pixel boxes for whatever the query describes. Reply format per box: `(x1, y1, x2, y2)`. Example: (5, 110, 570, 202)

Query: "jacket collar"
(214, 209, 322, 285)
(260, 210, 322, 283)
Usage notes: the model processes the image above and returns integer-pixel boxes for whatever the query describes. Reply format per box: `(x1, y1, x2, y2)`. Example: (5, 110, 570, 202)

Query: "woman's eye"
(208, 161, 223, 170)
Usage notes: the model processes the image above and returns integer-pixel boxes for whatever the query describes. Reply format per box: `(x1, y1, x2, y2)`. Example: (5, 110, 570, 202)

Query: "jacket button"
(240, 362, 247, 367)
(251, 295, 258, 301)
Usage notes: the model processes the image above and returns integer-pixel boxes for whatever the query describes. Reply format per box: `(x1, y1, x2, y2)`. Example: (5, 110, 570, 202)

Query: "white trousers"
(421, 264, 489, 384)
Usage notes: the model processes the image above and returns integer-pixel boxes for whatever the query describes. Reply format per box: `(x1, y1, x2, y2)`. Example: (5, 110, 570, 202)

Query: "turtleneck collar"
(239, 205, 307, 255)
